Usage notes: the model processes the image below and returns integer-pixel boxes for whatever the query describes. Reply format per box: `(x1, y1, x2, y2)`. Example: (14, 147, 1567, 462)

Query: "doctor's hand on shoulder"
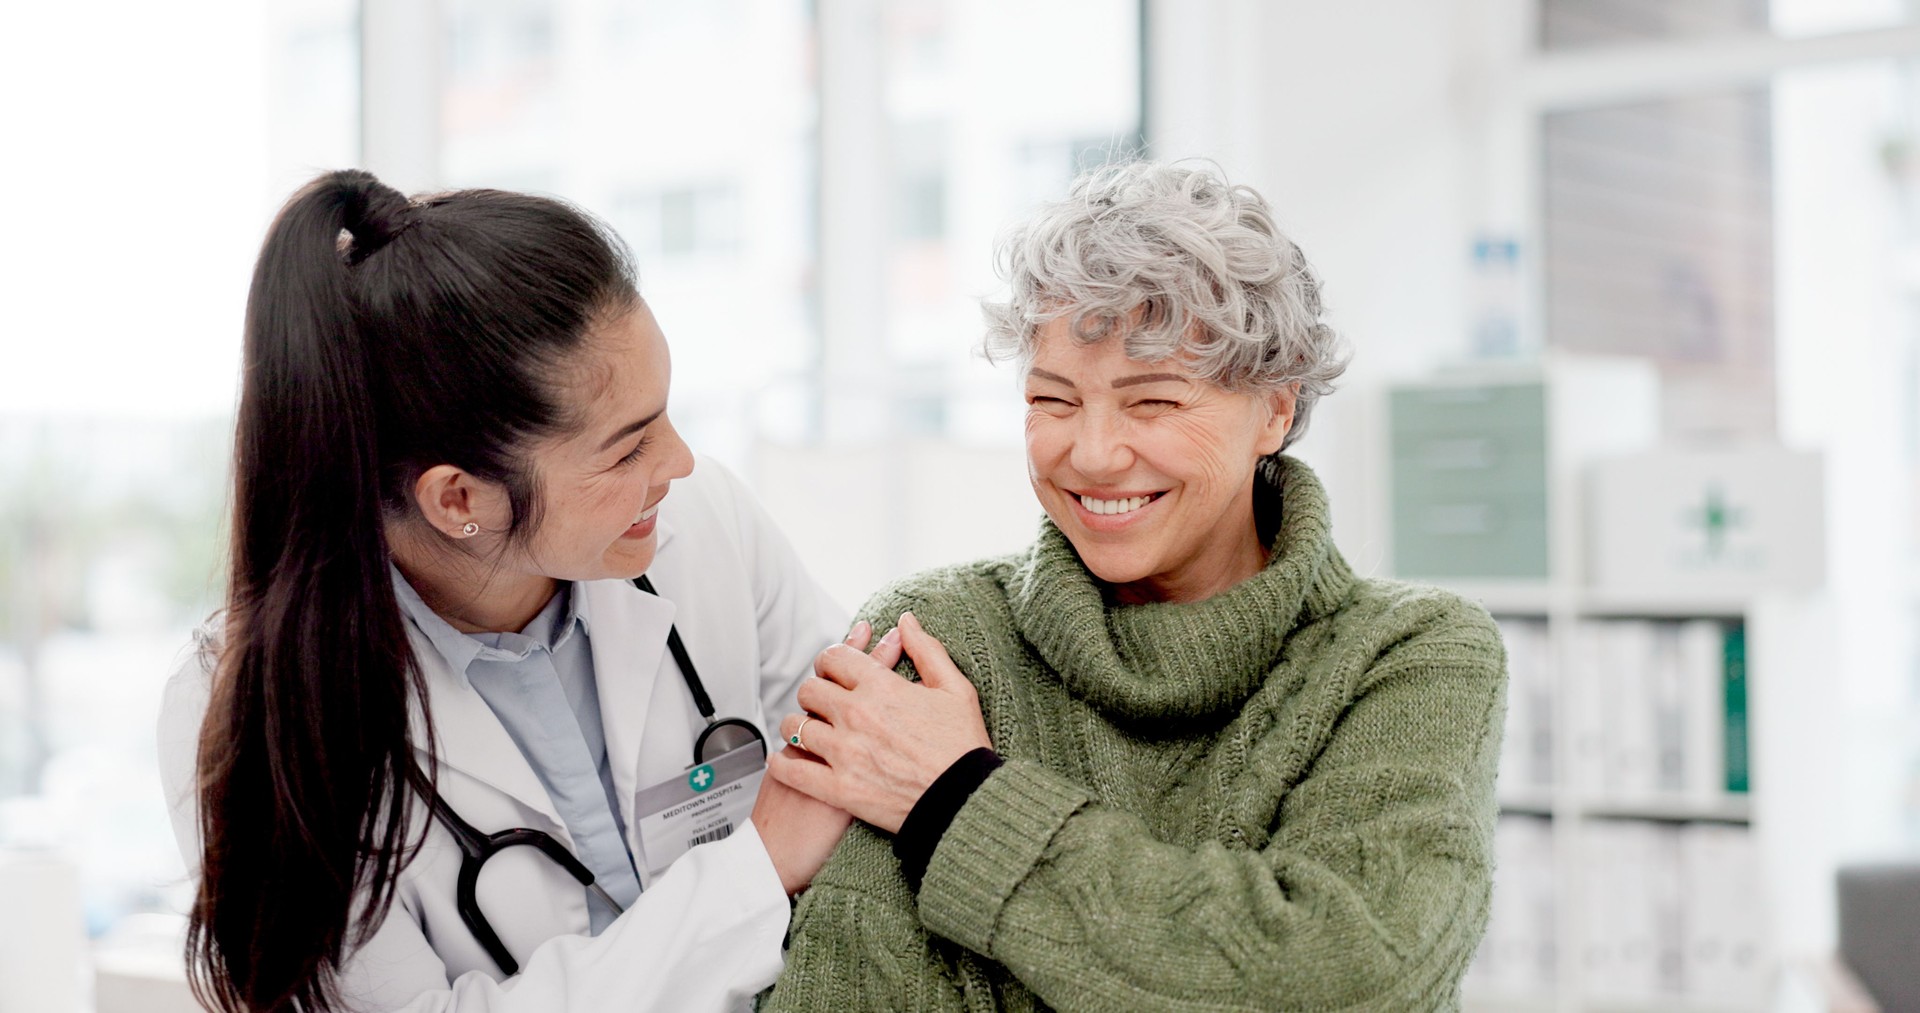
(754, 749, 852, 894)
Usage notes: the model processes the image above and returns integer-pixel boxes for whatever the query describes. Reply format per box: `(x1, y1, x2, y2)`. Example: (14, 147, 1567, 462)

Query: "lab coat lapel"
(404, 624, 566, 832)
(585, 516, 681, 856)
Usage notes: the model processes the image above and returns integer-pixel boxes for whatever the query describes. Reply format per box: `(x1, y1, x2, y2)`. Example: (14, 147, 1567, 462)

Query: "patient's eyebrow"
(1026, 368, 1191, 390)
(1111, 372, 1189, 389)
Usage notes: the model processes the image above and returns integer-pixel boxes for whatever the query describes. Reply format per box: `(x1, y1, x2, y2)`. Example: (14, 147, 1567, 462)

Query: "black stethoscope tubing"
(634, 574, 770, 765)
(429, 790, 626, 976)
(426, 573, 767, 977)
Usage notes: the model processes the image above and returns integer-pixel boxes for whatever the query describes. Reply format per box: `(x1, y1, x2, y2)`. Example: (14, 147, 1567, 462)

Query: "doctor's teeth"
(1078, 494, 1153, 515)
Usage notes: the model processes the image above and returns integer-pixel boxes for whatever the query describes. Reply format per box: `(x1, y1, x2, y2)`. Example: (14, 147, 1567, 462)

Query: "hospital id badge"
(634, 740, 765, 880)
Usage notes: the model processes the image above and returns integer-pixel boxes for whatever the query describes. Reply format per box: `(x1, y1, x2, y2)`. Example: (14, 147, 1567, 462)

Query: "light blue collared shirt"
(393, 569, 642, 934)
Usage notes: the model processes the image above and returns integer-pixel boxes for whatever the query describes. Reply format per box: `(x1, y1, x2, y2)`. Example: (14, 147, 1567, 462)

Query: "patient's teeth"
(1078, 493, 1155, 515)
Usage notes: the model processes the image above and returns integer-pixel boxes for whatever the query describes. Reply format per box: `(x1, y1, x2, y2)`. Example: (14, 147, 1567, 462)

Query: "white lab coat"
(157, 458, 848, 1012)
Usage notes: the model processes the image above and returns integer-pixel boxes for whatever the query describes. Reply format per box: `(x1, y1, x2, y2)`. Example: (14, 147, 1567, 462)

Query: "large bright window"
(0, 0, 359, 950)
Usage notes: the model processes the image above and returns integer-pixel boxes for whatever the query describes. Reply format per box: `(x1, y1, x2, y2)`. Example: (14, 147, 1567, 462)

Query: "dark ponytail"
(188, 170, 636, 1012)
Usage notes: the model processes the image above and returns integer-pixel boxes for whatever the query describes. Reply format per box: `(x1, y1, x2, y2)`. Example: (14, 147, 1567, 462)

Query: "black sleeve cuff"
(892, 746, 1003, 892)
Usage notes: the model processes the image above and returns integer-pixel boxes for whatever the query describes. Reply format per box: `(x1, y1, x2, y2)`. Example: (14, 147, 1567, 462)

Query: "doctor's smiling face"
(406, 298, 695, 619)
(1023, 316, 1295, 605)
(518, 299, 697, 582)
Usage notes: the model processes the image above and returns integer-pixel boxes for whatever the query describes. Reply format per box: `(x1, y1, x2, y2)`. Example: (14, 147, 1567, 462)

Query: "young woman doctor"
(156, 171, 884, 1012)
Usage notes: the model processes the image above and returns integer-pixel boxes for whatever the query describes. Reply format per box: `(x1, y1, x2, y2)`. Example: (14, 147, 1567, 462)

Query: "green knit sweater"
(763, 456, 1507, 1012)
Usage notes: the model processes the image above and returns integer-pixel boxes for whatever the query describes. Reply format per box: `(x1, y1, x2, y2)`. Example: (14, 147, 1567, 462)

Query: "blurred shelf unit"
(1388, 362, 1810, 1013)
(1466, 612, 1769, 1013)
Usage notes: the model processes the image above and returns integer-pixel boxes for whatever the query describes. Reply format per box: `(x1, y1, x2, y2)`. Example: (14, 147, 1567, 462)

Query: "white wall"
(752, 440, 1036, 615)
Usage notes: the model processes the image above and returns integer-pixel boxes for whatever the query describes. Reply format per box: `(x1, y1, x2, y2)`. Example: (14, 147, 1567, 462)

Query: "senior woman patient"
(761, 161, 1507, 1012)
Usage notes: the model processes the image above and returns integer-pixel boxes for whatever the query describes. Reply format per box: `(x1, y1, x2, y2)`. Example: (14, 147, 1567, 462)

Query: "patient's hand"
(768, 612, 992, 834)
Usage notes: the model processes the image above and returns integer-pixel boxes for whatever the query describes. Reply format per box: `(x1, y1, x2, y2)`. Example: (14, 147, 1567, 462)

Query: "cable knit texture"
(762, 456, 1507, 1012)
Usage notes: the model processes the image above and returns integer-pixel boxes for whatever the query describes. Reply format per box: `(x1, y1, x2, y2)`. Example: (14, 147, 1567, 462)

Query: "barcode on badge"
(687, 823, 735, 849)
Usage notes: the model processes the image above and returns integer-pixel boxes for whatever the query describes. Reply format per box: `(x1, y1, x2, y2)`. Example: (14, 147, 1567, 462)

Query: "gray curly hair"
(982, 161, 1349, 449)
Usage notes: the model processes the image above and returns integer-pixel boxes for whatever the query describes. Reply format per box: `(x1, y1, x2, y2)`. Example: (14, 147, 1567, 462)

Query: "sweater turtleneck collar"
(1005, 455, 1356, 728)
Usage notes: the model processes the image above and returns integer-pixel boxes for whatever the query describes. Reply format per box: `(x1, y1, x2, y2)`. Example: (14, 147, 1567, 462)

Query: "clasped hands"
(768, 612, 992, 834)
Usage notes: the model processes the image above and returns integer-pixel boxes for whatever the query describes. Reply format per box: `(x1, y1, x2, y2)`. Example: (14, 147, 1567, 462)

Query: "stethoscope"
(427, 574, 768, 976)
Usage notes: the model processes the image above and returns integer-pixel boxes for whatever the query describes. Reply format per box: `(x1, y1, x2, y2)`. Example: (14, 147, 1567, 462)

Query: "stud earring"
(460, 522, 480, 537)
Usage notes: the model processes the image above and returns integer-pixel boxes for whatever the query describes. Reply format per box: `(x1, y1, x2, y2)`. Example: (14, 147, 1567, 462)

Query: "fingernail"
(846, 619, 871, 643)
(880, 627, 900, 647)
(900, 611, 918, 628)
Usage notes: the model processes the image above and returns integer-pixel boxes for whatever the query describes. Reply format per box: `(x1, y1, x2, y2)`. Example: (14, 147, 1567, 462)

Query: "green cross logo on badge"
(688, 764, 716, 793)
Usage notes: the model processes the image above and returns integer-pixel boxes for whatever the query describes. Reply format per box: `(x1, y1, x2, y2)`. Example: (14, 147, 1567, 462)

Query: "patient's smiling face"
(1022, 318, 1296, 605)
